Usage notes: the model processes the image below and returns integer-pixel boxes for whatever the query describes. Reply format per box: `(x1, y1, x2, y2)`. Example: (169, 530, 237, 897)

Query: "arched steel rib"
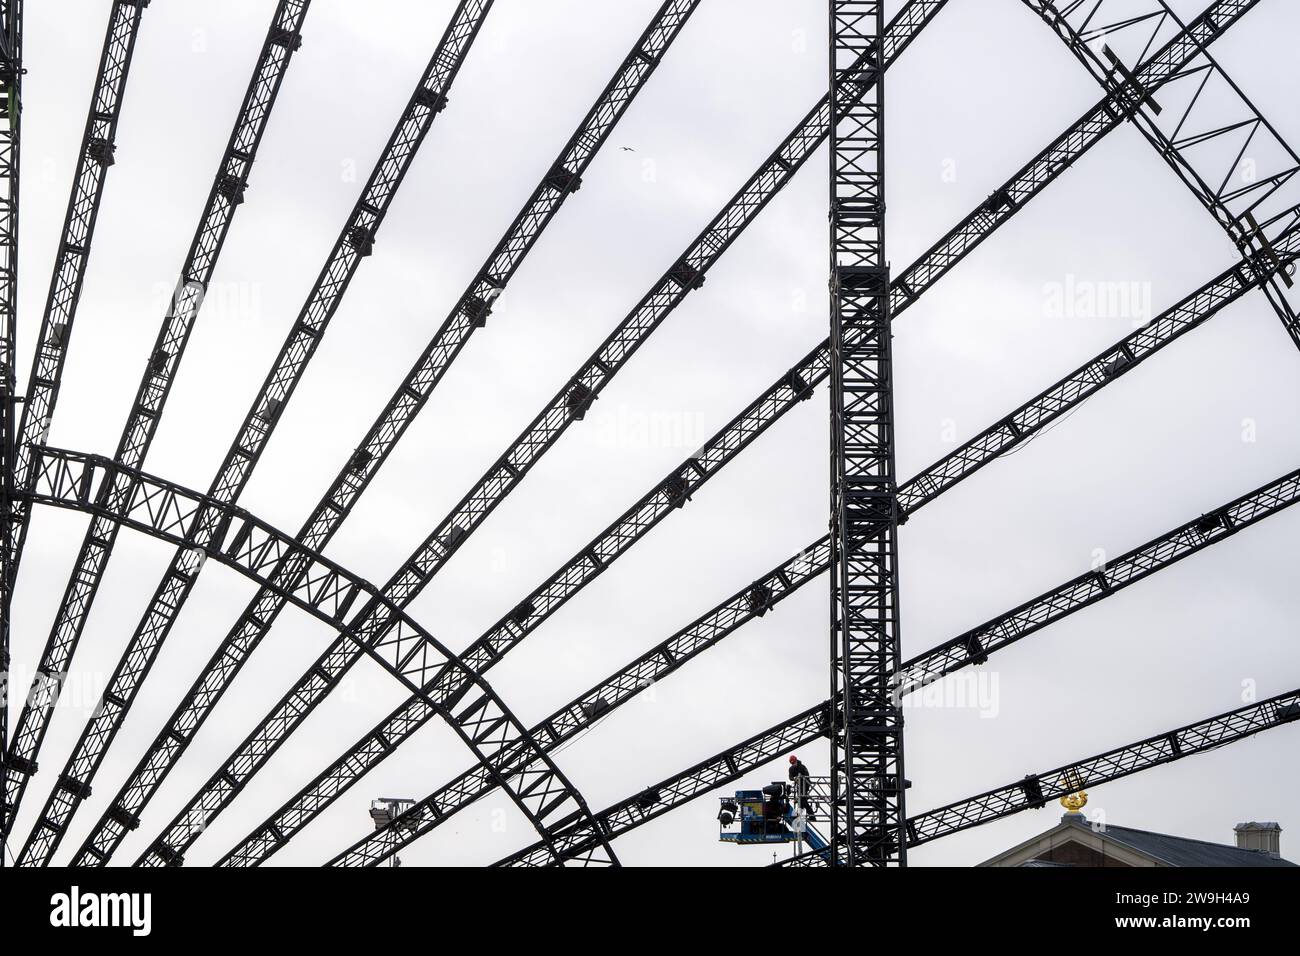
(19, 445, 617, 867)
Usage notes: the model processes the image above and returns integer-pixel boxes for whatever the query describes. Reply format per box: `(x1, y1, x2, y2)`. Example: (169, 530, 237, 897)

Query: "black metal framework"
(202, 0, 1273, 868)
(156, 0, 954, 869)
(0, 0, 1293, 869)
(13, 0, 311, 868)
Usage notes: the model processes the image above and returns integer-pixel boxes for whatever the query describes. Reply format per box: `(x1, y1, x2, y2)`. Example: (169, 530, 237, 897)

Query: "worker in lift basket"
(788, 755, 816, 822)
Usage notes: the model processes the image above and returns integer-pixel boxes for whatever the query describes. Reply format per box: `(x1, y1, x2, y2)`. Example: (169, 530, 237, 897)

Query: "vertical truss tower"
(828, 0, 905, 866)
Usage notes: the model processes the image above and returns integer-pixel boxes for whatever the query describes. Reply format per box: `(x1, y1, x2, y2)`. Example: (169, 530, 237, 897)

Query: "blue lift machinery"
(718, 772, 830, 858)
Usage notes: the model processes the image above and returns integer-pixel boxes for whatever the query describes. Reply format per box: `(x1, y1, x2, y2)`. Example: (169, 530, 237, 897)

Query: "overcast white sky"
(6, 0, 1299, 867)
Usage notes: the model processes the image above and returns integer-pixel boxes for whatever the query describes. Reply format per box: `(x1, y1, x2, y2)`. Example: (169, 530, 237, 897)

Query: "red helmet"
(789, 755, 798, 764)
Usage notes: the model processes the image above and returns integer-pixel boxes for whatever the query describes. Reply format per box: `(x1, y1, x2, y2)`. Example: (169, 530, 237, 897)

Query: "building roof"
(1097, 822, 1296, 868)
(981, 814, 1298, 867)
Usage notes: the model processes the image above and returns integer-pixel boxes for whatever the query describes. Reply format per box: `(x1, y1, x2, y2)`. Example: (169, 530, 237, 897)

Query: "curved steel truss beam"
(18, 446, 616, 867)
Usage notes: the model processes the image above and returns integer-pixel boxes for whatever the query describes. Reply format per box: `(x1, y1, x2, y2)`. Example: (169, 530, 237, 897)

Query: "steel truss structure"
(1, 0, 1295, 868)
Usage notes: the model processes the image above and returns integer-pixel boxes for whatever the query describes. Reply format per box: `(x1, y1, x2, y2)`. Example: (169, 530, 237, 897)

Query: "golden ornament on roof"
(1060, 791, 1088, 812)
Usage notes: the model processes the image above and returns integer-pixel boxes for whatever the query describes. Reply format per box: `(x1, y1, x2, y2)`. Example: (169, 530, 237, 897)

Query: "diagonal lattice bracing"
(0, 0, 23, 855)
(1021, 0, 1300, 344)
